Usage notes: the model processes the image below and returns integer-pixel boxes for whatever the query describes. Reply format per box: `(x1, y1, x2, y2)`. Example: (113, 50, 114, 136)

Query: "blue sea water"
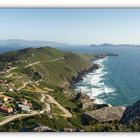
(73, 46, 140, 106)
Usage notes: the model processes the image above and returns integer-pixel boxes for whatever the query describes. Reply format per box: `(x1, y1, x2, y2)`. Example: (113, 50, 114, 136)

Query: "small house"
(21, 99, 32, 108)
(0, 106, 13, 113)
(18, 104, 31, 113)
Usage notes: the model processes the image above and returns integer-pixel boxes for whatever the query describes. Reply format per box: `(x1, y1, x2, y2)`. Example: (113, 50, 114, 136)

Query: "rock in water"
(121, 99, 140, 125)
(81, 106, 126, 125)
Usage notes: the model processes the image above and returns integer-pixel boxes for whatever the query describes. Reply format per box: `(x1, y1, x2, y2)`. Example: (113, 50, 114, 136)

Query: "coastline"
(71, 57, 105, 104)
(72, 54, 118, 105)
(70, 54, 114, 86)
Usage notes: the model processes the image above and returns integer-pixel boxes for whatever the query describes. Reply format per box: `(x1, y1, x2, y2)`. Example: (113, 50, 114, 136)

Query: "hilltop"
(0, 39, 69, 48)
(0, 47, 96, 88)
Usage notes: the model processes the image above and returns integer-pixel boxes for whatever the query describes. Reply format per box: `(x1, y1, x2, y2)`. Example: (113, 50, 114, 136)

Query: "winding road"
(0, 92, 72, 126)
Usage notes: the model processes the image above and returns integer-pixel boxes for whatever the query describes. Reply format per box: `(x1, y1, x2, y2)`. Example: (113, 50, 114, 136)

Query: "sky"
(0, 8, 140, 44)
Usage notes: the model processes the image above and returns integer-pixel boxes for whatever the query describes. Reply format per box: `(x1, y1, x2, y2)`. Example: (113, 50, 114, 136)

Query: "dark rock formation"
(92, 103, 112, 110)
(74, 92, 93, 102)
(121, 99, 140, 125)
(81, 106, 126, 125)
(71, 64, 99, 85)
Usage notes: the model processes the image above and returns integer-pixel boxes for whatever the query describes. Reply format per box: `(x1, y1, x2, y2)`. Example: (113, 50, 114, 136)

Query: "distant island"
(90, 43, 140, 48)
(0, 39, 140, 54)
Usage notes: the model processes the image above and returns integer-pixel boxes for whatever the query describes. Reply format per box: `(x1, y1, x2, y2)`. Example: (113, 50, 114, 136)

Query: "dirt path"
(7, 67, 18, 73)
(17, 82, 29, 91)
(45, 94, 73, 118)
(6, 73, 13, 78)
(24, 57, 64, 68)
(40, 94, 51, 113)
(24, 61, 40, 68)
(0, 111, 39, 126)
(31, 85, 72, 118)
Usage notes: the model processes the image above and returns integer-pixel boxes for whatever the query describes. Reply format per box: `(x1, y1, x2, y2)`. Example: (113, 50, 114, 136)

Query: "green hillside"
(0, 47, 64, 66)
(0, 46, 94, 88)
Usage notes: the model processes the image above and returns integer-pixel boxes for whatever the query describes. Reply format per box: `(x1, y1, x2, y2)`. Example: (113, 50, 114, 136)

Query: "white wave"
(95, 68, 104, 74)
(104, 86, 116, 94)
(90, 74, 103, 85)
(94, 57, 108, 64)
(91, 87, 104, 97)
(94, 98, 105, 104)
(75, 57, 116, 104)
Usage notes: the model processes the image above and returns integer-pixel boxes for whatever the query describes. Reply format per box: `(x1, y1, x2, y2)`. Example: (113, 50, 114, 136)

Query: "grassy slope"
(26, 52, 92, 86)
(0, 47, 93, 87)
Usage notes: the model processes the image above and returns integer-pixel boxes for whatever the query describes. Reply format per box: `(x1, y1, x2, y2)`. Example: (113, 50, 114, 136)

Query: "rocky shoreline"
(70, 53, 140, 128)
(69, 54, 135, 126)
(76, 90, 140, 127)
(71, 53, 119, 88)
(70, 63, 99, 87)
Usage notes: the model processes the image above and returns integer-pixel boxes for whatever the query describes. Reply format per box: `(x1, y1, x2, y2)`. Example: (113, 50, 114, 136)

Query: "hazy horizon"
(0, 39, 139, 46)
(1, 9, 140, 44)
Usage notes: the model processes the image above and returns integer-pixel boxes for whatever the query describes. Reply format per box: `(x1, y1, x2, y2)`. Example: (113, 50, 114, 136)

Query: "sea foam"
(75, 57, 116, 104)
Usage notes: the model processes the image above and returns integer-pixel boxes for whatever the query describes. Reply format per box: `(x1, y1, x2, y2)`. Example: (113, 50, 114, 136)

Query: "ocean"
(73, 45, 140, 106)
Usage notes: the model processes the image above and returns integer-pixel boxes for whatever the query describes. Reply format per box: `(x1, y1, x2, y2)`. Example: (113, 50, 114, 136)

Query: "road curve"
(0, 92, 72, 126)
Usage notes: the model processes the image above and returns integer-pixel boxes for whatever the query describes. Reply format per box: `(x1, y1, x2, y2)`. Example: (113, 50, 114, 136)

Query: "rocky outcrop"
(81, 106, 126, 125)
(74, 92, 111, 110)
(82, 101, 94, 110)
(71, 64, 99, 85)
(74, 92, 112, 110)
(75, 92, 94, 102)
(74, 92, 95, 110)
(33, 126, 57, 132)
(121, 99, 140, 125)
